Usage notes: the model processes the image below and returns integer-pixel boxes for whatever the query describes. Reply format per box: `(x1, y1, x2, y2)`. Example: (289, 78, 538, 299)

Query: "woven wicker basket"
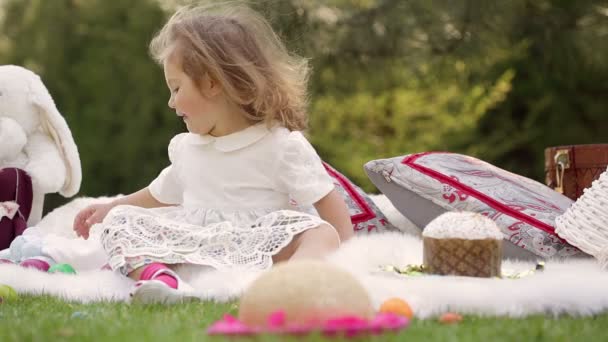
(555, 167, 608, 268)
(423, 237, 502, 277)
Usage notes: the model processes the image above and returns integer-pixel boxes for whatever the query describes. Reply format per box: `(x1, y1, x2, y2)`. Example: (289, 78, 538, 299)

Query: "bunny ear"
(28, 72, 82, 197)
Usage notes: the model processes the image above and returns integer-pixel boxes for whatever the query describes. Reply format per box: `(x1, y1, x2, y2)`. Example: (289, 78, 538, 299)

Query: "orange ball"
(439, 312, 463, 324)
(378, 298, 414, 319)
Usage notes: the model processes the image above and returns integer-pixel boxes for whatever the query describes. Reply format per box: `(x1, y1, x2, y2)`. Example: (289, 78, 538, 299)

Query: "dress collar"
(185, 123, 271, 152)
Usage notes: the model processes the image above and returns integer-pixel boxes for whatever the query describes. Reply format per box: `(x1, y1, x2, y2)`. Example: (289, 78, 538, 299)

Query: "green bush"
(1, 0, 606, 209)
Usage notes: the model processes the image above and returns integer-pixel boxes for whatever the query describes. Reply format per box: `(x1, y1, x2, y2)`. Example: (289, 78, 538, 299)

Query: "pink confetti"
(207, 314, 256, 336)
(206, 311, 409, 338)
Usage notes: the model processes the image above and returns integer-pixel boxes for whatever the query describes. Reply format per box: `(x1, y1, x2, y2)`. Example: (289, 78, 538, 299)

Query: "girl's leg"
(272, 223, 340, 264)
(99, 206, 195, 304)
(130, 263, 178, 288)
(125, 261, 178, 289)
(127, 261, 196, 305)
(128, 266, 146, 281)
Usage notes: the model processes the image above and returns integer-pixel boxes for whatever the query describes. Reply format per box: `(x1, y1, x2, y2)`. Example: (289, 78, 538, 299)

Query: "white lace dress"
(100, 124, 335, 275)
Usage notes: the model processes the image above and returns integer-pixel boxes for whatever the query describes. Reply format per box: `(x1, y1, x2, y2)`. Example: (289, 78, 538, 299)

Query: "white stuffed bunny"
(0, 65, 81, 225)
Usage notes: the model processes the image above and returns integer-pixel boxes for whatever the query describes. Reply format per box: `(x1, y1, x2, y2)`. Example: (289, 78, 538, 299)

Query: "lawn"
(1, 296, 608, 341)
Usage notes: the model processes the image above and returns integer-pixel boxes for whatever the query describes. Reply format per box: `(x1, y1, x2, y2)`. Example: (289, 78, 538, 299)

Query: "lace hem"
(100, 205, 327, 274)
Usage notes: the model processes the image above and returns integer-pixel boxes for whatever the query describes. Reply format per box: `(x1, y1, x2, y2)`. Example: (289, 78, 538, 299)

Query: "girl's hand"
(72, 187, 171, 240)
(73, 202, 116, 240)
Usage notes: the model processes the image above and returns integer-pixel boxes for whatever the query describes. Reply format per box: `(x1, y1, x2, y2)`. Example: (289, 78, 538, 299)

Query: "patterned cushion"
(322, 162, 397, 234)
(364, 152, 584, 258)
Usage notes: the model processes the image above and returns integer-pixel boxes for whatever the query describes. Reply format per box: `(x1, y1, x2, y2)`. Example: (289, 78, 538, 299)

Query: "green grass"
(1, 296, 608, 341)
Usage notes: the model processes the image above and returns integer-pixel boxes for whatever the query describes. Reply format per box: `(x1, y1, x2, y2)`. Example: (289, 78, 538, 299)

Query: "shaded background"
(1, 0, 606, 213)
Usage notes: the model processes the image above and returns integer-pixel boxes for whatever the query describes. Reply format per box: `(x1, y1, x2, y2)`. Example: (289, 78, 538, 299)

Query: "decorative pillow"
(364, 152, 585, 259)
(322, 162, 398, 234)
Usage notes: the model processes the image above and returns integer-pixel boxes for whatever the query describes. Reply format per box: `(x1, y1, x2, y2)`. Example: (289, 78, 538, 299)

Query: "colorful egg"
(439, 312, 463, 324)
(48, 263, 77, 274)
(19, 257, 52, 272)
(379, 297, 414, 319)
(0, 284, 17, 303)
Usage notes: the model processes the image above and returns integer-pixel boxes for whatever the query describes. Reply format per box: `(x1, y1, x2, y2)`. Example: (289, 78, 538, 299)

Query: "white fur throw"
(1, 195, 607, 318)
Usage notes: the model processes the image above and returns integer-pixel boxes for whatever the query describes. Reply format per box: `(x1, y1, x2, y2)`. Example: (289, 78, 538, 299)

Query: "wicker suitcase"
(545, 144, 608, 201)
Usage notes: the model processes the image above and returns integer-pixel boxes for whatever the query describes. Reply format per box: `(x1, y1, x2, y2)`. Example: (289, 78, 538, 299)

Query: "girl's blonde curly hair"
(150, 2, 310, 131)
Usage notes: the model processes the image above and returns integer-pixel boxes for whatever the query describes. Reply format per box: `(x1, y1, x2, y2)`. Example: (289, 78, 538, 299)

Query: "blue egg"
(71, 311, 88, 319)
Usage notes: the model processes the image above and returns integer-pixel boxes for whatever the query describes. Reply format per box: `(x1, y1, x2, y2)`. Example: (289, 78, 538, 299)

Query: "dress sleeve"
(277, 131, 335, 206)
(148, 134, 185, 204)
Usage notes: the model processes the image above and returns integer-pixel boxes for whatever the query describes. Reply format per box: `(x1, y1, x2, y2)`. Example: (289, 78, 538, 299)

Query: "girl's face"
(163, 53, 249, 137)
(163, 56, 219, 136)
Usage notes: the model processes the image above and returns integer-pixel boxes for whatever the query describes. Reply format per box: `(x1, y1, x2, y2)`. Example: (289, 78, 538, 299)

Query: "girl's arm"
(314, 189, 354, 242)
(74, 187, 172, 239)
(110, 187, 172, 208)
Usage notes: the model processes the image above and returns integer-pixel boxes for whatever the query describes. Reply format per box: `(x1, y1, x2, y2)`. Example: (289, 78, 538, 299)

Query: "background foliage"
(1, 0, 606, 212)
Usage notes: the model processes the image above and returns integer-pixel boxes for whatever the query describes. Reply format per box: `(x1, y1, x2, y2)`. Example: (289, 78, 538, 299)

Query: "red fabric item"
(322, 162, 397, 234)
(0, 168, 33, 250)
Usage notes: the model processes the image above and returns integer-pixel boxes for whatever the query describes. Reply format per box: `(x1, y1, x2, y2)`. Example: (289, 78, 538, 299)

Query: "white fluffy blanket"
(1, 196, 607, 319)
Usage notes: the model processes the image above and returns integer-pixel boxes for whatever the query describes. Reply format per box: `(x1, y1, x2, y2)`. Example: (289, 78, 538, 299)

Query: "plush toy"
(0, 197, 112, 271)
(0, 65, 81, 231)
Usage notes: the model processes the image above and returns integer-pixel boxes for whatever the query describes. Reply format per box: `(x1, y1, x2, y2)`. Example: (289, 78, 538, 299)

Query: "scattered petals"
(207, 314, 256, 336)
(207, 311, 409, 337)
(267, 310, 286, 327)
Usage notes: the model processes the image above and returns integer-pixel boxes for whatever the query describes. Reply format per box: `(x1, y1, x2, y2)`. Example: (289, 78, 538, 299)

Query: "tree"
(1, 0, 180, 211)
(472, 0, 608, 179)
(1, 0, 606, 211)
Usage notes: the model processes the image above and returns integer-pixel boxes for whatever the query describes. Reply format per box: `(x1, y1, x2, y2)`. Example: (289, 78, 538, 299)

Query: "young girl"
(73, 3, 353, 304)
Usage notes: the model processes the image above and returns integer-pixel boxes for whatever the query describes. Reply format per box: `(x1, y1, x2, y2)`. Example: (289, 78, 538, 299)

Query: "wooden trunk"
(545, 144, 608, 201)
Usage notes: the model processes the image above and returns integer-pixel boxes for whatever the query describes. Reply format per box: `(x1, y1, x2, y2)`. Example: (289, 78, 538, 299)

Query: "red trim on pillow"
(402, 152, 562, 239)
(322, 162, 376, 224)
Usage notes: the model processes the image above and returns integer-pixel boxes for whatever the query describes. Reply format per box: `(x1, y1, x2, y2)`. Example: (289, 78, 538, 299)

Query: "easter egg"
(19, 257, 52, 272)
(71, 311, 89, 319)
(0, 284, 17, 303)
(48, 263, 77, 275)
(379, 297, 414, 319)
(238, 260, 374, 327)
(439, 312, 463, 324)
